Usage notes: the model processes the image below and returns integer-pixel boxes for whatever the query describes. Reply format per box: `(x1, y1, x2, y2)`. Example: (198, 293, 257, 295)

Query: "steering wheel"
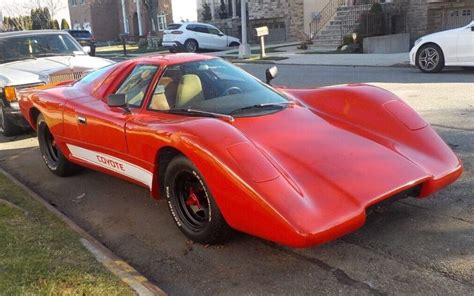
(220, 86, 242, 96)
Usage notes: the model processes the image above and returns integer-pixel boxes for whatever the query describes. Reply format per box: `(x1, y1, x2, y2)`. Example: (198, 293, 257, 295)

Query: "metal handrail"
(309, 0, 346, 38)
(339, 3, 373, 42)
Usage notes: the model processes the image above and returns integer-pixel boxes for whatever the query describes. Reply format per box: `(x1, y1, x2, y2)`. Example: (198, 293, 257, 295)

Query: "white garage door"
(445, 8, 473, 29)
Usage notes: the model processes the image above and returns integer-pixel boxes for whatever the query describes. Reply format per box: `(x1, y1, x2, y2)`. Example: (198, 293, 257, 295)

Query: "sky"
(0, 0, 70, 22)
(0, 0, 197, 24)
(172, 0, 197, 22)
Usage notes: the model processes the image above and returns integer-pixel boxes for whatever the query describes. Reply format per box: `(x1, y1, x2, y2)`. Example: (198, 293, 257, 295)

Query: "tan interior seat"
(175, 74, 204, 108)
(149, 77, 174, 111)
(150, 93, 170, 111)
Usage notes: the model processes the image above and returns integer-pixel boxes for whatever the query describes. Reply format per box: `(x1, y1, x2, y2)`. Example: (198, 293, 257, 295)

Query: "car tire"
(229, 42, 240, 47)
(164, 155, 230, 244)
(37, 114, 80, 177)
(0, 105, 21, 137)
(416, 44, 445, 73)
(169, 48, 177, 53)
(184, 39, 199, 53)
(462, 66, 474, 72)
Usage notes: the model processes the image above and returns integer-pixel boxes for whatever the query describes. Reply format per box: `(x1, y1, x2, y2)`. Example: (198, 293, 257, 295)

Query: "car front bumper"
(409, 43, 422, 66)
(2, 102, 30, 128)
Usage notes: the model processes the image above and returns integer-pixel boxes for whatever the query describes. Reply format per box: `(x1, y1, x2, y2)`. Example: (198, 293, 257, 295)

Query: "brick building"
(69, 0, 173, 42)
(198, 0, 473, 45)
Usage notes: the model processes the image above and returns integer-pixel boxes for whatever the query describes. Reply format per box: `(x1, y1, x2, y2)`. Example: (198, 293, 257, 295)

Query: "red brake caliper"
(186, 188, 202, 209)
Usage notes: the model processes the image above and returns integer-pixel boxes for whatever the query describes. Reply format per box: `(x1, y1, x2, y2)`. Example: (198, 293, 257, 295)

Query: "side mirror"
(82, 45, 91, 54)
(218, 32, 224, 37)
(265, 66, 278, 84)
(107, 93, 127, 107)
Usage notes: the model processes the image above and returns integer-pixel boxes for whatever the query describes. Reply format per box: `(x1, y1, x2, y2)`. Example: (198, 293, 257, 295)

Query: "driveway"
(0, 65, 472, 295)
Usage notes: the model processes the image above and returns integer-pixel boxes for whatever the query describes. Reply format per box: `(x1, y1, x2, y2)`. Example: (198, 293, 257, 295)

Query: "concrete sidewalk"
(208, 44, 410, 67)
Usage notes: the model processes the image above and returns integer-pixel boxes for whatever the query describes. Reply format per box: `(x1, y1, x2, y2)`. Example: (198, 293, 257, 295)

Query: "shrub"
(138, 38, 148, 49)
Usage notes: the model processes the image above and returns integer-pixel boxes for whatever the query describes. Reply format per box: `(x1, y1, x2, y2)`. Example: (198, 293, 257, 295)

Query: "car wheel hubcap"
(419, 48, 439, 71)
(186, 42, 196, 52)
(175, 171, 210, 231)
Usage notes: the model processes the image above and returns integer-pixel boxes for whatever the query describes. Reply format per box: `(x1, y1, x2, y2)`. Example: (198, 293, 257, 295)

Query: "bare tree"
(25, 0, 66, 20)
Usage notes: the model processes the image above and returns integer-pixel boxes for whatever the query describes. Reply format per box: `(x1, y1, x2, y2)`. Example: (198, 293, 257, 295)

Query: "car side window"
(208, 27, 220, 35)
(195, 25, 209, 34)
(115, 64, 158, 108)
(148, 65, 183, 111)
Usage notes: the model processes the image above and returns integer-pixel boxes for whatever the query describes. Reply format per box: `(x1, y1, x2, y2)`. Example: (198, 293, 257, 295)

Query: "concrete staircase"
(312, 5, 371, 49)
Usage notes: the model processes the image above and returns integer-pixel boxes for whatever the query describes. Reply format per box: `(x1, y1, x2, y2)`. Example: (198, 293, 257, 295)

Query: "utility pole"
(121, 0, 129, 34)
(136, 0, 143, 36)
(238, 0, 250, 59)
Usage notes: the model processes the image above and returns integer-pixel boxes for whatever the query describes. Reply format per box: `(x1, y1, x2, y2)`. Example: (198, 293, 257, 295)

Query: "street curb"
(0, 167, 167, 296)
(232, 60, 412, 68)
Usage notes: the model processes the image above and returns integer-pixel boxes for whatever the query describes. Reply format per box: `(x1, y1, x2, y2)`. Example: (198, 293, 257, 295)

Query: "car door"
(457, 23, 474, 64)
(68, 64, 159, 157)
(193, 25, 213, 49)
(207, 26, 229, 50)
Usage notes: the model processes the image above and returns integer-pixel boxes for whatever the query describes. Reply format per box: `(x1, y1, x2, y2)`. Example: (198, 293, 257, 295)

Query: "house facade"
(69, 0, 173, 41)
(196, 0, 473, 45)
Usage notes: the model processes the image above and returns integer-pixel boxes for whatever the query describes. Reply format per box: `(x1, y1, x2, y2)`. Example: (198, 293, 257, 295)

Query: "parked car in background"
(410, 21, 474, 73)
(66, 29, 96, 56)
(0, 30, 113, 136)
(162, 22, 240, 53)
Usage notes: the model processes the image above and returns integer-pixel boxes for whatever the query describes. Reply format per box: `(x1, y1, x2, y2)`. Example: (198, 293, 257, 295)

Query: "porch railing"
(309, 0, 346, 38)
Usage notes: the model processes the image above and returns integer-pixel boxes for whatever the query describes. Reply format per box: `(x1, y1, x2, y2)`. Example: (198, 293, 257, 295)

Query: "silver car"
(0, 30, 113, 136)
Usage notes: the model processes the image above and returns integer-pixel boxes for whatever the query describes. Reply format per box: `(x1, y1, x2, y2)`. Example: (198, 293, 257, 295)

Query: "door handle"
(78, 115, 87, 125)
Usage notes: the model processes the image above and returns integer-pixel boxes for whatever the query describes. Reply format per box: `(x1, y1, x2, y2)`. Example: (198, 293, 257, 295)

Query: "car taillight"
(171, 31, 183, 34)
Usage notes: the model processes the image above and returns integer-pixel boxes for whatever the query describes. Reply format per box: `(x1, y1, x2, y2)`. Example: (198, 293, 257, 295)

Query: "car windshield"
(148, 58, 288, 117)
(0, 33, 83, 64)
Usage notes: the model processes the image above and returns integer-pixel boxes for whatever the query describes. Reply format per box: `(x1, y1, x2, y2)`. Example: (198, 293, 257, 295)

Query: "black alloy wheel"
(164, 155, 230, 244)
(37, 114, 80, 176)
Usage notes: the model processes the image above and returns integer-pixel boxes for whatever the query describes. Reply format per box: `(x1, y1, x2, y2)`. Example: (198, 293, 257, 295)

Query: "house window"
(71, 0, 78, 6)
(157, 14, 167, 31)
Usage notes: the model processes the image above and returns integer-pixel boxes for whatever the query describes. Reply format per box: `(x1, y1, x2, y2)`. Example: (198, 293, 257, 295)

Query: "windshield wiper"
(230, 101, 295, 115)
(167, 108, 235, 122)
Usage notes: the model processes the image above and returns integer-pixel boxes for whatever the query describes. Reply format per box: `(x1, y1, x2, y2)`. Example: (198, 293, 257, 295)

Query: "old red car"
(19, 54, 462, 247)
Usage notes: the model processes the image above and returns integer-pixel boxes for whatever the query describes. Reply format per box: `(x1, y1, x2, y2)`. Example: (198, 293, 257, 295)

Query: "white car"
(410, 21, 474, 73)
(162, 22, 240, 53)
(0, 30, 113, 136)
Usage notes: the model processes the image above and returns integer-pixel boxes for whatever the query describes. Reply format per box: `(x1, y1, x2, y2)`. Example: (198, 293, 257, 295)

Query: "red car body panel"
(18, 54, 462, 247)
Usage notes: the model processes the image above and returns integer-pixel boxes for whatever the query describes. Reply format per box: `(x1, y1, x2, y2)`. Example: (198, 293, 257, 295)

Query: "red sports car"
(19, 54, 462, 248)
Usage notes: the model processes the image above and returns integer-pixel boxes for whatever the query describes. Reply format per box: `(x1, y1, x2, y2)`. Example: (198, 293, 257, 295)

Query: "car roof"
(128, 53, 216, 66)
(0, 30, 68, 39)
(171, 22, 216, 27)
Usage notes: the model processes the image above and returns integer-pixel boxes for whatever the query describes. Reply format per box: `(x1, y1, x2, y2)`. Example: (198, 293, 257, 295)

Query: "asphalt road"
(1, 65, 473, 295)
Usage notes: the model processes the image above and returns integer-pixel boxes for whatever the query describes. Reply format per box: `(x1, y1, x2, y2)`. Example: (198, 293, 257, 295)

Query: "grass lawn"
(96, 44, 167, 55)
(0, 173, 134, 295)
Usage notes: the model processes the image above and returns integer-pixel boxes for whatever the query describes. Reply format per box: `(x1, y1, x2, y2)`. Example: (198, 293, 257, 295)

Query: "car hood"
(0, 55, 113, 88)
(233, 106, 429, 207)
(421, 24, 468, 40)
